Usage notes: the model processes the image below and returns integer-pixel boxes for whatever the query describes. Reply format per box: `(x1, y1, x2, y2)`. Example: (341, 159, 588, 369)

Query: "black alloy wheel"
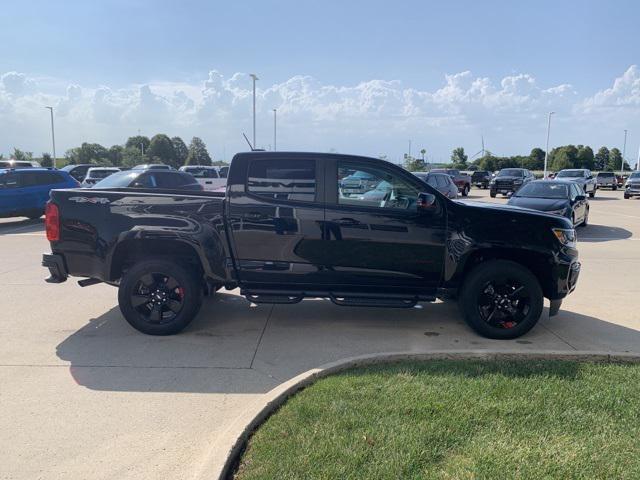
(459, 260, 543, 339)
(476, 279, 532, 330)
(118, 258, 203, 335)
(131, 273, 185, 324)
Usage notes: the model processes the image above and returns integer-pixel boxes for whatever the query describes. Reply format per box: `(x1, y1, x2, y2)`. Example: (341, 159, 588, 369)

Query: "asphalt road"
(0, 188, 639, 479)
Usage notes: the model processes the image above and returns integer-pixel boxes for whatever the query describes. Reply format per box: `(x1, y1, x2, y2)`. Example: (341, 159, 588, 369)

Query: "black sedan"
(507, 180, 589, 227)
(413, 172, 458, 199)
(92, 169, 202, 191)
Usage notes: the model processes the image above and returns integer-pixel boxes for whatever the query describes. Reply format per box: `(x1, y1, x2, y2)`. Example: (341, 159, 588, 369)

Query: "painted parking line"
(2, 233, 44, 237)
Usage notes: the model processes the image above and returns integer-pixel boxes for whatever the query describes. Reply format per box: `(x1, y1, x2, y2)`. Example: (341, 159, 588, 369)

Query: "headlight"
(552, 228, 576, 248)
(490, 179, 496, 185)
(514, 179, 523, 185)
(547, 208, 567, 216)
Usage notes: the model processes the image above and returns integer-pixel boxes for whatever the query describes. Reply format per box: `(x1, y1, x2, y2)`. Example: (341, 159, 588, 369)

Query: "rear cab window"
(246, 158, 317, 202)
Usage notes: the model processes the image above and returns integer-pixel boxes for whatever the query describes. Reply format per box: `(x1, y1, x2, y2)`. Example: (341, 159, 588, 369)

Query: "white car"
(179, 165, 227, 191)
(82, 167, 121, 187)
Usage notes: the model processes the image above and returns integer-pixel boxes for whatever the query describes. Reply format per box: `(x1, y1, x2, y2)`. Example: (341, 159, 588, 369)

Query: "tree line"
(404, 145, 633, 172)
(62, 134, 219, 168)
(4, 135, 222, 168)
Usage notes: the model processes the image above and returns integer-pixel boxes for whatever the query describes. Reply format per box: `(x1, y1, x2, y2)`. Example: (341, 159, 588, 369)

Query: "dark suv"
(490, 168, 534, 197)
(471, 170, 491, 189)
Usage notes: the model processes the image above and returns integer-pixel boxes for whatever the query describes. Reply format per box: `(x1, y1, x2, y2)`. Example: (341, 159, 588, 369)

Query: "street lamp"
(621, 129, 628, 175)
(543, 111, 555, 179)
(44, 106, 56, 168)
(272, 108, 277, 151)
(249, 74, 259, 148)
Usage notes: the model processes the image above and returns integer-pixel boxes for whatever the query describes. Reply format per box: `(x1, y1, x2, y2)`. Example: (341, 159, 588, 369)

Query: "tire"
(489, 191, 496, 198)
(458, 260, 543, 339)
(613, 185, 618, 191)
(589, 190, 595, 198)
(118, 258, 203, 335)
(27, 211, 43, 220)
(462, 185, 470, 197)
(579, 208, 589, 227)
(624, 193, 630, 199)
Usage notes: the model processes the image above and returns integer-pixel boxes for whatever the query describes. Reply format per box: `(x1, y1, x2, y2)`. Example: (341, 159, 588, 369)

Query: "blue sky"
(1, 0, 639, 164)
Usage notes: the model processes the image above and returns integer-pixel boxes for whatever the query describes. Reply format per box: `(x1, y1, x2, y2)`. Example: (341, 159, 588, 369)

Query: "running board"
(241, 289, 434, 308)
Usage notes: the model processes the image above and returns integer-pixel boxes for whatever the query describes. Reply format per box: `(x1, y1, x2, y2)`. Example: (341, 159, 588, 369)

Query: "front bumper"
(551, 260, 580, 300)
(625, 187, 640, 197)
(42, 253, 68, 283)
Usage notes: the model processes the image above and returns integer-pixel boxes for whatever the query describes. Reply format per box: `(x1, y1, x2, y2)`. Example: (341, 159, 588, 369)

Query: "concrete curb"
(212, 350, 640, 480)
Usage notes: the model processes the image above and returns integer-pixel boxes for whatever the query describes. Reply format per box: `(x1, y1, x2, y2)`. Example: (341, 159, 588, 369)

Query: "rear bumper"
(42, 253, 68, 283)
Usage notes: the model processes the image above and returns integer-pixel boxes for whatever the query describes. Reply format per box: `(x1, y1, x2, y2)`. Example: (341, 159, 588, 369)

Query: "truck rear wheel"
(459, 260, 543, 339)
(118, 258, 203, 335)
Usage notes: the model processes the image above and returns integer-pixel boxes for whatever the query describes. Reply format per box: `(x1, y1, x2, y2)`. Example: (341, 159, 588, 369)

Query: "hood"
(455, 200, 572, 226)
(493, 176, 522, 181)
(507, 197, 569, 212)
(556, 177, 585, 184)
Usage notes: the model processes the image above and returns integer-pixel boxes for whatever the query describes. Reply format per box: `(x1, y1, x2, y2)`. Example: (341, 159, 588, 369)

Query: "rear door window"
(247, 159, 316, 202)
(153, 172, 193, 188)
(0, 173, 20, 188)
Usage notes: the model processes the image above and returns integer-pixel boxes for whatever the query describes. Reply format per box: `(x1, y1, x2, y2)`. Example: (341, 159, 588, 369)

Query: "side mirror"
(575, 195, 586, 201)
(417, 192, 437, 212)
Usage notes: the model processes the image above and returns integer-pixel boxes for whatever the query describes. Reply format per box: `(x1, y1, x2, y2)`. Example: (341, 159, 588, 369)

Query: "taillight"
(45, 202, 60, 241)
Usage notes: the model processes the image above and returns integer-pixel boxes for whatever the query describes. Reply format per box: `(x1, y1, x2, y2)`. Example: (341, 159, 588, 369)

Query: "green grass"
(234, 360, 640, 479)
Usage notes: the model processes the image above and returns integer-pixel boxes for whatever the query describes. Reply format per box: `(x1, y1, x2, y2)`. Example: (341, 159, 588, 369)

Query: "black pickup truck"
(42, 152, 580, 339)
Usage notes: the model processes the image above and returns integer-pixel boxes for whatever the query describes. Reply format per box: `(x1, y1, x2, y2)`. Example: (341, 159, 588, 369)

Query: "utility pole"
(249, 74, 259, 148)
(44, 106, 56, 168)
(273, 108, 277, 151)
(621, 129, 628, 175)
(543, 111, 555, 179)
(408, 140, 412, 158)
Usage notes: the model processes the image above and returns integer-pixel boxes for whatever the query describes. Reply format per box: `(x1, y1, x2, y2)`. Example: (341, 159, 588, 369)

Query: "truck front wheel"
(118, 258, 203, 335)
(459, 260, 543, 339)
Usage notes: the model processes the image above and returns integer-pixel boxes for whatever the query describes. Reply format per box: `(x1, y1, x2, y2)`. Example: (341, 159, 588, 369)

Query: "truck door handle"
(245, 212, 265, 220)
(333, 217, 360, 226)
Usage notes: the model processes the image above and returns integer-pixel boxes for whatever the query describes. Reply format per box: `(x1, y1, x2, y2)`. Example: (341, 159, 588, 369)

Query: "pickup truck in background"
(42, 152, 580, 339)
(429, 169, 471, 196)
(179, 165, 227, 191)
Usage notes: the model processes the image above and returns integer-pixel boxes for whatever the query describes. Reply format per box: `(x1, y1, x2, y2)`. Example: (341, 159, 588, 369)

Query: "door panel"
(227, 156, 326, 285)
(322, 160, 446, 290)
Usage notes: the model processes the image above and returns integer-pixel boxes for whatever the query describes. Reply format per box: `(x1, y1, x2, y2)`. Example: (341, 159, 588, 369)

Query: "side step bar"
(241, 289, 435, 308)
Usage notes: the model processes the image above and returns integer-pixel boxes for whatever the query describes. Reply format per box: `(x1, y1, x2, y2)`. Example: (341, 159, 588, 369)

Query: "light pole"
(621, 129, 628, 175)
(408, 140, 412, 158)
(273, 108, 277, 151)
(543, 111, 555, 179)
(249, 74, 259, 148)
(44, 106, 56, 168)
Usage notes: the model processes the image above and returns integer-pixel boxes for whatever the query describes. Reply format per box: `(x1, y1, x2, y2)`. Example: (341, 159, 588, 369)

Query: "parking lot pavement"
(1, 188, 639, 479)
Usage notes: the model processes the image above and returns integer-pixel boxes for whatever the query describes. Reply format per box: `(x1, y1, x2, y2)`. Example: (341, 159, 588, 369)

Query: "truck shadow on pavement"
(0, 218, 44, 235)
(55, 292, 640, 394)
(578, 224, 632, 242)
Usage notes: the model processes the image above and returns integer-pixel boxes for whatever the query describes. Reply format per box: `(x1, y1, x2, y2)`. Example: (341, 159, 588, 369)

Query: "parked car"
(554, 169, 596, 197)
(43, 151, 580, 340)
(131, 164, 175, 171)
(430, 169, 471, 196)
(595, 171, 618, 190)
(413, 172, 458, 199)
(489, 168, 534, 197)
(91, 169, 202, 191)
(60, 164, 95, 183)
(0, 159, 41, 169)
(508, 180, 589, 227)
(217, 166, 229, 178)
(0, 168, 79, 219)
(624, 172, 640, 199)
(617, 174, 628, 187)
(81, 167, 121, 187)
(178, 165, 227, 191)
(471, 170, 491, 189)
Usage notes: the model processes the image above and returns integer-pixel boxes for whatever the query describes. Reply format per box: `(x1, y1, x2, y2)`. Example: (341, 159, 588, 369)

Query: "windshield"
(514, 182, 568, 199)
(556, 170, 584, 178)
(597, 172, 614, 177)
(498, 169, 523, 177)
(88, 169, 117, 179)
(92, 170, 140, 188)
(629, 172, 640, 180)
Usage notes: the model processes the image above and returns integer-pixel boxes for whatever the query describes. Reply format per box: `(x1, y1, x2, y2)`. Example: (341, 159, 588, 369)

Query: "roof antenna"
(242, 132, 255, 151)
